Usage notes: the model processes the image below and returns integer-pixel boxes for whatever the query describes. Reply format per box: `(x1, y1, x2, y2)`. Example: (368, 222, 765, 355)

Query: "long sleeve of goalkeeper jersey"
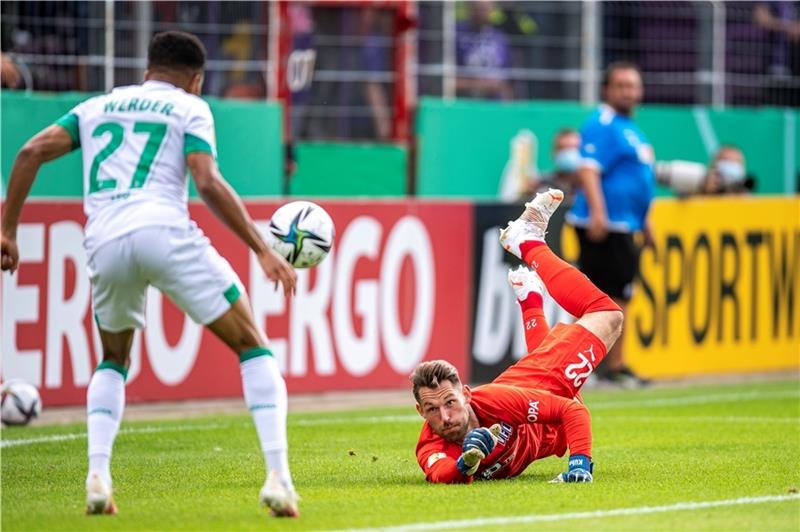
(416, 423, 473, 484)
(471, 383, 592, 458)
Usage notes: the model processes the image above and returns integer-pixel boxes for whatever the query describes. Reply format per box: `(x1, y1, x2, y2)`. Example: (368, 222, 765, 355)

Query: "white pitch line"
(589, 389, 799, 410)
(294, 411, 800, 429)
(348, 494, 800, 532)
(3, 389, 798, 448)
(0, 431, 88, 448)
(294, 415, 420, 426)
(0, 422, 227, 449)
(599, 415, 800, 425)
(0, 417, 422, 449)
(293, 389, 800, 427)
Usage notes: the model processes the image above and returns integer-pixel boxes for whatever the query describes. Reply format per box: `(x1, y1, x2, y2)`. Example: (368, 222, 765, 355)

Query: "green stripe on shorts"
(224, 283, 241, 304)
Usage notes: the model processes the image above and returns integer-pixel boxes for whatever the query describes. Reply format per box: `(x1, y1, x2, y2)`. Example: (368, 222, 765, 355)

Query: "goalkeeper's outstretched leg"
(499, 188, 623, 353)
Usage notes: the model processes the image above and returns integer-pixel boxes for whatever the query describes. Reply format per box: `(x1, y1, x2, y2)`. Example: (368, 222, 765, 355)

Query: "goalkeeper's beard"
(440, 421, 469, 443)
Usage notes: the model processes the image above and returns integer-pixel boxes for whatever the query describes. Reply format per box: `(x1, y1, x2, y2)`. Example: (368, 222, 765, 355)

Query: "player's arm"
(1, 125, 74, 272)
(417, 442, 473, 484)
(186, 153, 296, 298)
(423, 453, 473, 484)
(578, 122, 619, 242)
(365, 82, 391, 140)
(509, 387, 592, 457)
(577, 164, 608, 242)
(416, 426, 503, 484)
(482, 384, 594, 482)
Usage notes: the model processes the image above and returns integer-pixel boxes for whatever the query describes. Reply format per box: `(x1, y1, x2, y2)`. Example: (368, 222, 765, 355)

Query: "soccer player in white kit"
(1, 32, 301, 518)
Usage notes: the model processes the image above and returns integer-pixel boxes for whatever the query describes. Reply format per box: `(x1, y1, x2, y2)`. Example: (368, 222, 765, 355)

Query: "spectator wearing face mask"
(702, 145, 753, 195)
(537, 129, 582, 203)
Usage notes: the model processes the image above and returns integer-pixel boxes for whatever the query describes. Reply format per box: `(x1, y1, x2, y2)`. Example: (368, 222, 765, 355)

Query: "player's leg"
(602, 297, 627, 369)
(508, 266, 550, 352)
(85, 236, 146, 515)
(205, 295, 298, 517)
(574, 227, 648, 386)
(499, 189, 623, 352)
(141, 226, 298, 517)
(85, 329, 131, 515)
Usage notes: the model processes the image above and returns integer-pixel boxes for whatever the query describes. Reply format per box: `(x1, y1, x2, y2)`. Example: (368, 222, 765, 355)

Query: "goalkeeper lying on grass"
(411, 189, 623, 483)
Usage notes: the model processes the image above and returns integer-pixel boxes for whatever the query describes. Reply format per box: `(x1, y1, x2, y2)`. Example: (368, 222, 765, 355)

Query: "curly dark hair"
(147, 31, 206, 73)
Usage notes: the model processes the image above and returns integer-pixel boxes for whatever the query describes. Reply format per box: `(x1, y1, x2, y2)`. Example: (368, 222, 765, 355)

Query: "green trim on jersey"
(239, 347, 273, 363)
(184, 133, 215, 158)
(54, 113, 80, 150)
(223, 283, 242, 305)
(96, 360, 129, 380)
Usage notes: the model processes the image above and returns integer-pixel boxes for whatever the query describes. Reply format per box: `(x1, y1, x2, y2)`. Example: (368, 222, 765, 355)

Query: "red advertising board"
(1, 201, 473, 406)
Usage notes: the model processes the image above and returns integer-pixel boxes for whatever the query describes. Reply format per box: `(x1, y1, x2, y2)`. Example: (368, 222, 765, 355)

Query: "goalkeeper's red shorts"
(492, 322, 607, 400)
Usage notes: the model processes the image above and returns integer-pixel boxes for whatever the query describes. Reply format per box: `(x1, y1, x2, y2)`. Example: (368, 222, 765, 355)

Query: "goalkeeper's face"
(416, 381, 472, 443)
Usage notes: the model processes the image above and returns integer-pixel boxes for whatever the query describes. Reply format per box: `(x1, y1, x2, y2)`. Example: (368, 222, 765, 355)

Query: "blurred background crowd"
(2, 1, 798, 143)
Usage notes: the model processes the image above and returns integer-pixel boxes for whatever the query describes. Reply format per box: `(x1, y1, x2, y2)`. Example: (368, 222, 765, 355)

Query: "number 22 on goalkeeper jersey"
(54, 79, 217, 257)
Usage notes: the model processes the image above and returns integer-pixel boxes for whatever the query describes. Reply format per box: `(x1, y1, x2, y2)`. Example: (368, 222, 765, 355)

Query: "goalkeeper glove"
(456, 425, 501, 477)
(551, 454, 594, 483)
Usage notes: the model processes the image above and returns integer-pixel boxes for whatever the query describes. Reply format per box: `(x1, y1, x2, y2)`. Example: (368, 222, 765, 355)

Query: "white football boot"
(85, 472, 117, 515)
(259, 471, 300, 518)
(499, 188, 565, 260)
(508, 266, 546, 303)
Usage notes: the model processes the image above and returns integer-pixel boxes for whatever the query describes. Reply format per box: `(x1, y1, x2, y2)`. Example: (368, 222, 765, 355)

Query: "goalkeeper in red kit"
(411, 188, 624, 484)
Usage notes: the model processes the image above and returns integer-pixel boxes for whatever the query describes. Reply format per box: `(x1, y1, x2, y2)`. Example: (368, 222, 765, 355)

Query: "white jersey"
(55, 80, 217, 256)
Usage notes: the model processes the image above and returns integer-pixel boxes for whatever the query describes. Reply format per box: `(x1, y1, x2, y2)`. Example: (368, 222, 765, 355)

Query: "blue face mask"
(715, 159, 745, 185)
(554, 148, 581, 173)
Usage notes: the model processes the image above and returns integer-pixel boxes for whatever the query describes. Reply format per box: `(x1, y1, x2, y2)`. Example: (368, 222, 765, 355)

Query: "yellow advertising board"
(562, 196, 800, 377)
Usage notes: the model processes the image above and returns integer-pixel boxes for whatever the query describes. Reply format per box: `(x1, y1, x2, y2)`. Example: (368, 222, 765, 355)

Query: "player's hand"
(587, 212, 608, 242)
(456, 424, 501, 476)
(642, 219, 656, 248)
(550, 454, 594, 483)
(255, 247, 297, 299)
(1, 234, 19, 273)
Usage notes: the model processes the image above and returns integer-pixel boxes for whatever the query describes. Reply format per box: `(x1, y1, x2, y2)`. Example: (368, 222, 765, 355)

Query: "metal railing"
(418, 0, 799, 107)
(1, 0, 272, 96)
(1, 1, 797, 141)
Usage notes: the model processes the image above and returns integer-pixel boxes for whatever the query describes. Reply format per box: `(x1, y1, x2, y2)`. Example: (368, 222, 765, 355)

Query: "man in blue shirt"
(566, 61, 655, 387)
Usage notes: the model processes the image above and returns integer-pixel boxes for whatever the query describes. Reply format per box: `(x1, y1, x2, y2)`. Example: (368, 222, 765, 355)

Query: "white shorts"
(87, 224, 243, 332)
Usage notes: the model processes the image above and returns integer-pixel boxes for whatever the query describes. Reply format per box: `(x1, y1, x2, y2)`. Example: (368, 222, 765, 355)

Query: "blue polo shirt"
(567, 105, 655, 233)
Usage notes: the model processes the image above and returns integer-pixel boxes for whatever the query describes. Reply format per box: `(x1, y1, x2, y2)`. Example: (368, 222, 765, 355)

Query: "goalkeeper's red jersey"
(415, 323, 603, 484)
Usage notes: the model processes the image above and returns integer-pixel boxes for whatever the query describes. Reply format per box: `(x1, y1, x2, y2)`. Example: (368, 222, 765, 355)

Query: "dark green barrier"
(416, 97, 799, 198)
(290, 142, 407, 197)
(1, 92, 283, 197)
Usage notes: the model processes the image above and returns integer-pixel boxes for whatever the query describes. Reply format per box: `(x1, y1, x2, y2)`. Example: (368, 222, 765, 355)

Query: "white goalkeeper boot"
(259, 471, 299, 518)
(508, 266, 546, 302)
(86, 472, 117, 515)
(499, 188, 564, 259)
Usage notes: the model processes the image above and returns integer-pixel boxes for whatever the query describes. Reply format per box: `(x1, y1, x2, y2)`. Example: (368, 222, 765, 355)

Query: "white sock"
(86, 365, 126, 487)
(240, 351, 294, 490)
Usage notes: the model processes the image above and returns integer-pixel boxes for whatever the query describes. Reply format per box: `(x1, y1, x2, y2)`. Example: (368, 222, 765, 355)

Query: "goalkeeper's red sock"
(521, 241, 621, 317)
(517, 291, 550, 352)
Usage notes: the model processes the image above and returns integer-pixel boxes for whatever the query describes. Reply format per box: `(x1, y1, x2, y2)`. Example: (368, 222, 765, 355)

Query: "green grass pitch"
(2, 379, 799, 531)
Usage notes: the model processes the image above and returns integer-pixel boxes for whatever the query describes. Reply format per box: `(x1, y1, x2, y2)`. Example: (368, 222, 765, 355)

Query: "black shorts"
(574, 227, 640, 302)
